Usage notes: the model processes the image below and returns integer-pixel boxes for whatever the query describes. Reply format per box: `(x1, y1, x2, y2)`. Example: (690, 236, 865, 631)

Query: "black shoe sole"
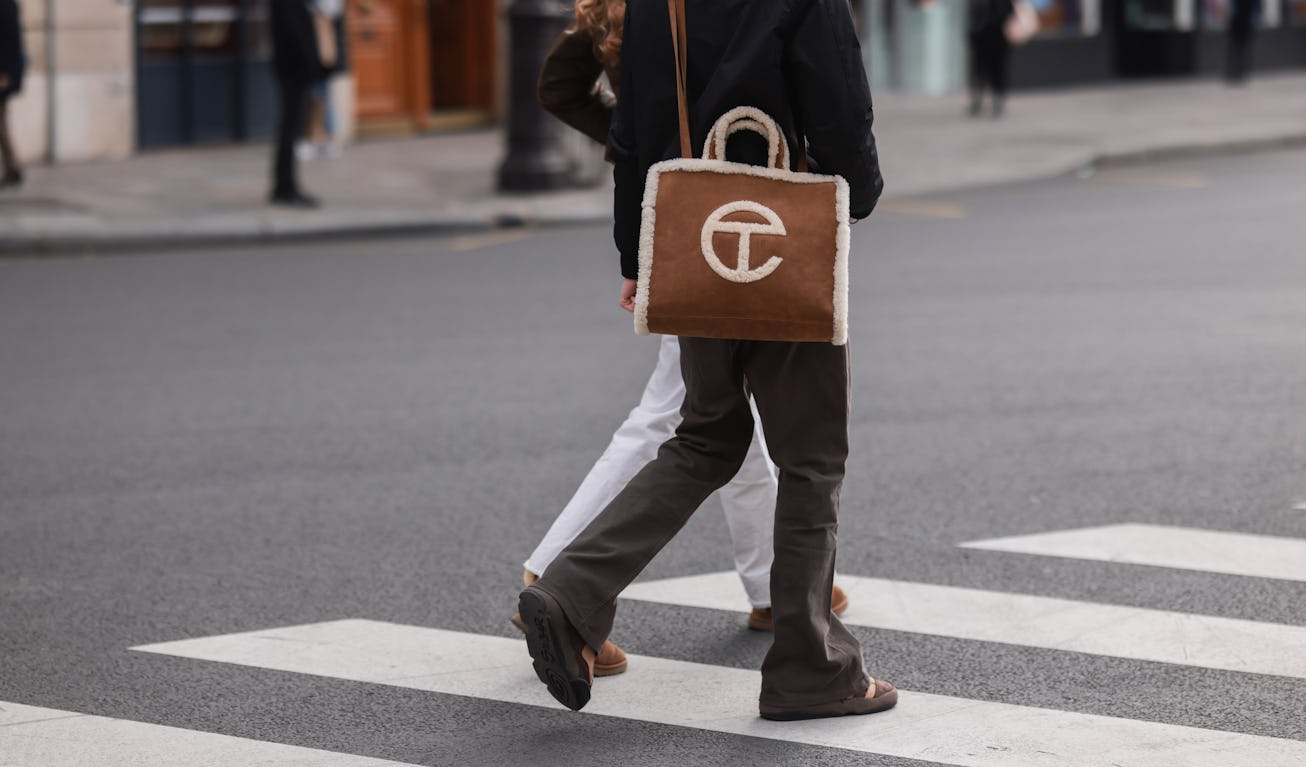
(518, 589, 591, 712)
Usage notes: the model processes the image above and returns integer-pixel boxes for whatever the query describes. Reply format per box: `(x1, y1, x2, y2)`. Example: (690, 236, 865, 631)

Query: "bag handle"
(703, 108, 790, 170)
(665, 0, 809, 170)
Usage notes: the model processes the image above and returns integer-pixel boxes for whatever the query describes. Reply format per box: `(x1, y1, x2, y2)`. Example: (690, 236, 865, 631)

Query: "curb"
(3, 132, 1304, 257)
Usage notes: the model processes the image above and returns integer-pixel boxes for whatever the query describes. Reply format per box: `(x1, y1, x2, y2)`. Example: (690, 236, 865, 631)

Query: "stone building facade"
(10, 0, 134, 163)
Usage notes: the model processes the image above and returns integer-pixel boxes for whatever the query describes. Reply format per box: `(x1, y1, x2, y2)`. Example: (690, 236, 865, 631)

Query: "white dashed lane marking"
(0, 702, 424, 767)
(133, 620, 1306, 767)
(961, 523, 1306, 583)
(621, 572, 1306, 679)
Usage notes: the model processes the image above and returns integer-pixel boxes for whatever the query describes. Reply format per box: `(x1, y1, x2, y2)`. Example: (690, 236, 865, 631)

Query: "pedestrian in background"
(0, 0, 24, 188)
(269, 0, 328, 207)
(299, 0, 345, 161)
(967, 0, 1015, 118)
(515, 0, 851, 680)
(519, 0, 895, 722)
(1227, 0, 1257, 85)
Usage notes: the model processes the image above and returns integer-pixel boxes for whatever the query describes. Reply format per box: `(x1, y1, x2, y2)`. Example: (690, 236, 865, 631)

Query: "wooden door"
(349, 0, 431, 125)
(430, 0, 496, 112)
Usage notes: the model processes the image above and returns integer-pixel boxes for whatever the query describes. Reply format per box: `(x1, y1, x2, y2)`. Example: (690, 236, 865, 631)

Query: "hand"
(619, 278, 637, 313)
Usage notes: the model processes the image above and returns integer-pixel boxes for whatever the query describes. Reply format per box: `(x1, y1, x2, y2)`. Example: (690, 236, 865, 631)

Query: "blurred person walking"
(1226, 0, 1257, 84)
(967, 0, 1016, 118)
(514, 0, 851, 680)
(299, 0, 345, 160)
(518, 0, 896, 722)
(0, 0, 24, 188)
(270, 0, 328, 207)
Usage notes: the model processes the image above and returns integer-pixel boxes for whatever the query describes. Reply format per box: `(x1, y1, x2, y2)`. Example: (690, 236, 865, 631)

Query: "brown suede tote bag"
(633, 0, 851, 345)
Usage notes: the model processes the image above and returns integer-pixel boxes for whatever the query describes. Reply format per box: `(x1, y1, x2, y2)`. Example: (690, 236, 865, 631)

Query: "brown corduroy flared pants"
(534, 337, 870, 708)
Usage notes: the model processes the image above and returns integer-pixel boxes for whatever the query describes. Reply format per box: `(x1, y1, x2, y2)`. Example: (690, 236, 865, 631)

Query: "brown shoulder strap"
(667, 0, 692, 158)
(666, 0, 809, 170)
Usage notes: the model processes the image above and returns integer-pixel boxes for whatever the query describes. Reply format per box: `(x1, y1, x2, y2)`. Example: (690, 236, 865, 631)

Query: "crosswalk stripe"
(620, 572, 1306, 679)
(0, 701, 423, 767)
(960, 523, 1306, 583)
(133, 620, 1306, 767)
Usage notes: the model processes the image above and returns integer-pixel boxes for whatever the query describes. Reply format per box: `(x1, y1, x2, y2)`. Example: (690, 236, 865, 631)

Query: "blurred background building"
(7, 0, 1306, 165)
(865, 0, 1306, 93)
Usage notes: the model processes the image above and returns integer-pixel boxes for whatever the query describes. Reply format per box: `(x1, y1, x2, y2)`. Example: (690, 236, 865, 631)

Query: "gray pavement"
(1, 74, 1304, 254)
(1, 146, 1304, 766)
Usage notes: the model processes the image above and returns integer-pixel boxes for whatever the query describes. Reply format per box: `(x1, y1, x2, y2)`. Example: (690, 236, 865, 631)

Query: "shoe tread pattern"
(518, 590, 591, 712)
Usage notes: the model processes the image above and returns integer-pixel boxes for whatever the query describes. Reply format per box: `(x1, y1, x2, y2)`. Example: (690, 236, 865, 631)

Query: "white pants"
(524, 334, 777, 608)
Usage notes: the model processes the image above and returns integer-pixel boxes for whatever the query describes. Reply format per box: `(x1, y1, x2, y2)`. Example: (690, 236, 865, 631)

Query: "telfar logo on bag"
(700, 201, 788, 284)
(636, 105, 851, 344)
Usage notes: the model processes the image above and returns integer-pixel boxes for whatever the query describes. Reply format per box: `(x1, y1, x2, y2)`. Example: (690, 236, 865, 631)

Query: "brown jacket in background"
(537, 27, 619, 148)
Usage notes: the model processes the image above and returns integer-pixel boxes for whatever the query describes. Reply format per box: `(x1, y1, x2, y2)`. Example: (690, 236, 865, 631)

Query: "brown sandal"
(759, 677, 898, 721)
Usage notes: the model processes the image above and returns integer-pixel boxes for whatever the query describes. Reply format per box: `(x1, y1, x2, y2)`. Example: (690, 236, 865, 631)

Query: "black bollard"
(498, 0, 574, 193)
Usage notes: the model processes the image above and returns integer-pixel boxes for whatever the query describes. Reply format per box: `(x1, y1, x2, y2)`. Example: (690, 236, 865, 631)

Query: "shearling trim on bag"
(703, 110, 790, 169)
(698, 200, 787, 284)
(635, 102, 852, 345)
(634, 157, 852, 344)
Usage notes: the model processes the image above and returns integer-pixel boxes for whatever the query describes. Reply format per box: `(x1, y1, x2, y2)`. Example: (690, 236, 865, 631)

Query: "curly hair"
(574, 0, 625, 72)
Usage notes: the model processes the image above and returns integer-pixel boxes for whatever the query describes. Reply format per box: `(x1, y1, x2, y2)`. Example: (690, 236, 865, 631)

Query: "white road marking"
(1292, 502, 1306, 512)
(0, 701, 423, 767)
(961, 523, 1306, 583)
(621, 572, 1306, 679)
(134, 620, 1306, 767)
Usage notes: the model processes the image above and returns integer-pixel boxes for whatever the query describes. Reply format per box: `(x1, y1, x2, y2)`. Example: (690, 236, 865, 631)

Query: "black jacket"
(610, 0, 883, 279)
(968, 0, 1014, 42)
(0, 0, 23, 97)
(270, 0, 325, 83)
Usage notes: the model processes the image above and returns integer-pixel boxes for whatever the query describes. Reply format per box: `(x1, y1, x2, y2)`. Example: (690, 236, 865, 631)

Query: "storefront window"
(139, 0, 243, 57)
(1203, 0, 1286, 27)
(244, 0, 272, 59)
(1124, 0, 1180, 29)
(1030, 0, 1085, 35)
(140, 0, 185, 59)
(193, 2, 240, 55)
(1203, 0, 1232, 27)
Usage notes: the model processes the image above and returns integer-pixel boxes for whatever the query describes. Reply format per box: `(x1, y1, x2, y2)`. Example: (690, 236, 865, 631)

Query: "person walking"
(1226, 0, 1257, 85)
(967, 0, 1015, 118)
(519, 0, 896, 721)
(0, 0, 25, 188)
(299, 0, 345, 160)
(516, 0, 851, 679)
(269, 0, 327, 207)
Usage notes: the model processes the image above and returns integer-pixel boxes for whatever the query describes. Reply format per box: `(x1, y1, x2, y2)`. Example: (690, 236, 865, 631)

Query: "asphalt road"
(2, 147, 1305, 766)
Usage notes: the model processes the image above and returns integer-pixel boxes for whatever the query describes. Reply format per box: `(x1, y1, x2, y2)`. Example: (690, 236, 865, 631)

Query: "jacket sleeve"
(537, 28, 616, 146)
(786, 0, 884, 218)
(610, 5, 641, 279)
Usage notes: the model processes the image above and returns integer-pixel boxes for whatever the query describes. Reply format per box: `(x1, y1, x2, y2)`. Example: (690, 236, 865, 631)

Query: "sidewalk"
(1, 75, 1303, 254)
